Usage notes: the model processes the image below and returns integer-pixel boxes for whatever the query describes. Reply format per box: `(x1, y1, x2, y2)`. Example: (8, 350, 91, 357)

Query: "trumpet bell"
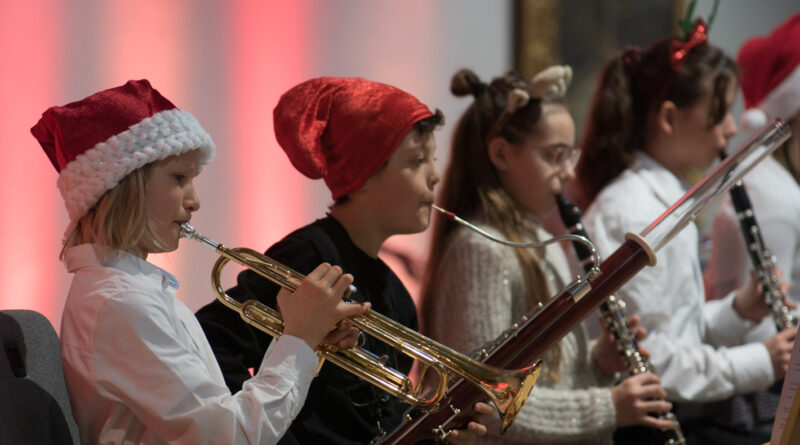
(496, 361, 541, 431)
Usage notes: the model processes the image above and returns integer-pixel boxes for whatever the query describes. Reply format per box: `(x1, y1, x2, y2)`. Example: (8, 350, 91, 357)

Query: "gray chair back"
(0, 310, 80, 444)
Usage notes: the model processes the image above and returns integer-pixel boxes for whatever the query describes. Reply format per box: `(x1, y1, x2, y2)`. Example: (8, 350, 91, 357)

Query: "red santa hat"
(738, 14, 800, 132)
(31, 79, 215, 234)
(273, 77, 433, 200)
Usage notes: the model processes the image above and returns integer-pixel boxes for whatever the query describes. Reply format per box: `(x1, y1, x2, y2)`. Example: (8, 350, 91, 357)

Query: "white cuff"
(726, 342, 775, 394)
(259, 334, 319, 386)
(704, 291, 755, 346)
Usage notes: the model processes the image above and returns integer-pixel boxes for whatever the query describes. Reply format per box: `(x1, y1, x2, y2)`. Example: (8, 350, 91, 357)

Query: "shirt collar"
(631, 151, 689, 208)
(64, 244, 180, 291)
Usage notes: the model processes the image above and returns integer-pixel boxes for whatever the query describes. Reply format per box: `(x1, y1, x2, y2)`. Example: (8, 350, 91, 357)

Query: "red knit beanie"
(273, 77, 433, 199)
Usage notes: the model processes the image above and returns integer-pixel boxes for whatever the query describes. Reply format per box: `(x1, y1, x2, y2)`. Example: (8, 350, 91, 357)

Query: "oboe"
(557, 195, 685, 445)
(727, 178, 798, 330)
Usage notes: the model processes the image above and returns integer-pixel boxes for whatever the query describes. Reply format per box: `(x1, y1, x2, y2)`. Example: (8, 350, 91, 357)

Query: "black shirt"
(196, 216, 419, 444)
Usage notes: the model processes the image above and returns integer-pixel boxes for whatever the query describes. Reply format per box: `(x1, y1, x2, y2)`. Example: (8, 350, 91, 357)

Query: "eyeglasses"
(537, 144, 581, 169)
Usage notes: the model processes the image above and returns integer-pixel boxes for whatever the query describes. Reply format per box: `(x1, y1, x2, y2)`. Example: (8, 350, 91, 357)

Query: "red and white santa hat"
(738, 13, 800, 133)
(273, 77, 433, 200)
(31, 79, 215, 234)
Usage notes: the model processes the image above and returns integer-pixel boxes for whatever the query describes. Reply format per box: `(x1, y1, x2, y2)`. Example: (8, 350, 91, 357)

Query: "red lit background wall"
(2, 1, 796, 333)
(0, 0, 512, 332)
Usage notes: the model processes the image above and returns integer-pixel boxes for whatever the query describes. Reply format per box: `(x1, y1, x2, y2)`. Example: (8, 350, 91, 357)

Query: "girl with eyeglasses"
(419, 68, 673, 444)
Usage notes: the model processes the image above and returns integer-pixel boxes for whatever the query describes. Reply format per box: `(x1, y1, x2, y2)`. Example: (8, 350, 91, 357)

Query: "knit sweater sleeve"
(426, 228, 616, 444)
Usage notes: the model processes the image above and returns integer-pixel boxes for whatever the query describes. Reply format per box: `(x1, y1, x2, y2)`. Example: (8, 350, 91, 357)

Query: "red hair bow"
(670, 19, 708, 71)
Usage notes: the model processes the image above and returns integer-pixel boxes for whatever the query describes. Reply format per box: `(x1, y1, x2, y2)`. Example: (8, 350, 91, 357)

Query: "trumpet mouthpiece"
(179, 223, 196, 239)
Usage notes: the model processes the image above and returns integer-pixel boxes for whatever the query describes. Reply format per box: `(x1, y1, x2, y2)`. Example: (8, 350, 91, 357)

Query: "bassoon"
(376, 119, 789, 444)
(557, 194, 685, 444)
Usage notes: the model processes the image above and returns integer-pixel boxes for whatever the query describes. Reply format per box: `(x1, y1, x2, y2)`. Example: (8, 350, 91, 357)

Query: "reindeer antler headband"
(486, 65, 573, 141)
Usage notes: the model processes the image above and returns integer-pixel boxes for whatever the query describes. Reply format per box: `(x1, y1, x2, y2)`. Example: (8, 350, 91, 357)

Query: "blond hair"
(60, 163, 165, 263)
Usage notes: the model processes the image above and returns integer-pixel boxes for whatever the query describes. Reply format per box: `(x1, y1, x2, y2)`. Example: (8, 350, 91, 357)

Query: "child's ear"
(487, 137, 511, 172)
(655, 100, 678, 136)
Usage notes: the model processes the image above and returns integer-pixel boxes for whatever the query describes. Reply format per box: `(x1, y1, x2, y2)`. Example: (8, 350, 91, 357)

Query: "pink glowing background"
(1, 1, 795, 333)
(0, 1, 512, 332)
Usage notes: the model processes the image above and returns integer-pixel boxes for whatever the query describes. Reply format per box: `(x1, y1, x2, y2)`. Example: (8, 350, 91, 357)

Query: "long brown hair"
(576, 38, 738, 208)
(420, 69, 566, 379)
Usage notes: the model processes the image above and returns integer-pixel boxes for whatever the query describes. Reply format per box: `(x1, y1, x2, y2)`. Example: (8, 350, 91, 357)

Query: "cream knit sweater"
(426, 220, 617, 444)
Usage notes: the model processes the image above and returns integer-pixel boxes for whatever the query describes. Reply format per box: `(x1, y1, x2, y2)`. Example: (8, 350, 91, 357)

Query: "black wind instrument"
(557, 195, 685, 445)
(727, 177, 798, 331)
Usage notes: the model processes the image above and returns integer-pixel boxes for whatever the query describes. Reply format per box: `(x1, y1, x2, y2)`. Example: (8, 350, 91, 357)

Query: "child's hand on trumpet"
(280, 263, 370, 349)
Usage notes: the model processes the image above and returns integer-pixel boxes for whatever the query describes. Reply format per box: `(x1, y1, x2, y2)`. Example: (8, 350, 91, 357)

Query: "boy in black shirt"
(197, 77, 491, 444)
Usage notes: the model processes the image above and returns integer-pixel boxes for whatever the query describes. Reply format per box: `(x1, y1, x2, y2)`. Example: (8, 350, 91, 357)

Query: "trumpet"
(179, 223, 541, 429)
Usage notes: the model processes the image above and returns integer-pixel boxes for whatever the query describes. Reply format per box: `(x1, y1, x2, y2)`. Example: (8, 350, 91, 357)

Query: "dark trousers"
(682, 424, 769, 445)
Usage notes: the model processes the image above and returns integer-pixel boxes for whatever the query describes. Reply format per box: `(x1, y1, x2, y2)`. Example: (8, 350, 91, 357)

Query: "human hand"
(320, 319, 363, 349)
(279, 263, 370, 349)
(732, 270, 793, 322)
(611, 373, 674, 429)
(764, 326, 797, 380)
(593, 314, 649, 375)
(445, 402, 494, 444)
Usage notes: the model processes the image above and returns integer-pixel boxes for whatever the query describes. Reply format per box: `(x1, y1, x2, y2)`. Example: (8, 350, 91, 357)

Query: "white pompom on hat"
(31, 79, 215, 235)
(737, 14, 800, 133)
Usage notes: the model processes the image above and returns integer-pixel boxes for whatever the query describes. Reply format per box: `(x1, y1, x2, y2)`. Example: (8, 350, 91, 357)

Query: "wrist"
(732, 293, 757, 322)
(283, 327, 322, 350)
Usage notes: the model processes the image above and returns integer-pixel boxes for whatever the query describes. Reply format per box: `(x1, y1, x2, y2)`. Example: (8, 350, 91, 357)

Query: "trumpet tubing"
(180, 223, 541, 428)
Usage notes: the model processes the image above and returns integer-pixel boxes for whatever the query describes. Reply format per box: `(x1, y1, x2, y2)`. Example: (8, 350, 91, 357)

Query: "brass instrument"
(179, 223, 541, 429)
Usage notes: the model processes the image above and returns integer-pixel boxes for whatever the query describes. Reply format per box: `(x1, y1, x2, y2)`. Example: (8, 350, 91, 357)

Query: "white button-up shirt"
(60, 244, 318, 444)
(582, 152, 775, 402)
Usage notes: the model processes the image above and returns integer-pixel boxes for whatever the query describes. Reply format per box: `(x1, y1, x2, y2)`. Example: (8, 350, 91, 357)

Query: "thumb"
(339, 301, 371, 318)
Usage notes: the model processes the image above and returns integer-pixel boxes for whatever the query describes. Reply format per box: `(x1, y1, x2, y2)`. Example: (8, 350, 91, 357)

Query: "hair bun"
(451, 69, 485, 97)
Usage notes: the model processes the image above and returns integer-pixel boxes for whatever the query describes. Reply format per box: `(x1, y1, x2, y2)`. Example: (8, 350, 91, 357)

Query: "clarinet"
(557, 195, 685, 445)
(728, 180, 798, 331)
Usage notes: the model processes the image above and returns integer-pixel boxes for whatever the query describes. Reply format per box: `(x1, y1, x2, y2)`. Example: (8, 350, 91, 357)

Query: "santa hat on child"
(31, 79, 215, 235)
(738, 14, 800, 133)
(273, 77, 433, 200)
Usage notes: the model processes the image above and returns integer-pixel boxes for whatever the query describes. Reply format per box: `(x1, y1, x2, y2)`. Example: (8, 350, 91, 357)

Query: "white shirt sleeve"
(585, 190, 774, 403)
(92, 290, 318, 445)
(706, 197, 750, 301)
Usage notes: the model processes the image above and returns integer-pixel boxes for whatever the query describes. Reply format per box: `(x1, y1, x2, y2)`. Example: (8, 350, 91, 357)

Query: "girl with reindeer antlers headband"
(420, 66, 673, 444)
